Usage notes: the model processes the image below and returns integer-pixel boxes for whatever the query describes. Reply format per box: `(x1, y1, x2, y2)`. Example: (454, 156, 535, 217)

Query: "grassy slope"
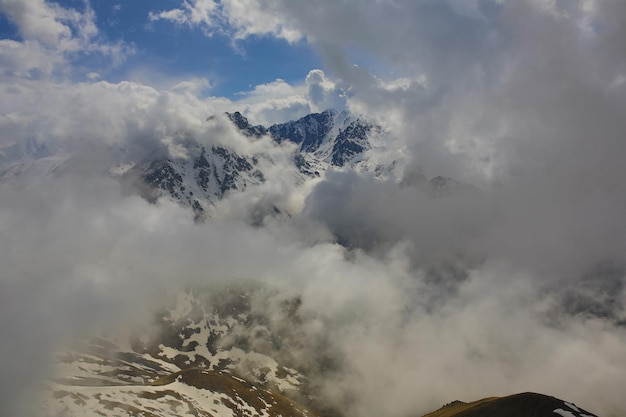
(423, 397, 500, 417)
(422, 393, 598, 417)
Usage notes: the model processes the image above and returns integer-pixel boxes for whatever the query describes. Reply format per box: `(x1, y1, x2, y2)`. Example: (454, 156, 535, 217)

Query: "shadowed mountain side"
(423, 393, 598, 417)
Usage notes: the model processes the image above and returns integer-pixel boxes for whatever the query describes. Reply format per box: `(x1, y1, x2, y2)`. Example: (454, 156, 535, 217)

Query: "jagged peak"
(224, 111, 268, 138)
(225, 111, 249, 128)
(222, 109, 365, 134)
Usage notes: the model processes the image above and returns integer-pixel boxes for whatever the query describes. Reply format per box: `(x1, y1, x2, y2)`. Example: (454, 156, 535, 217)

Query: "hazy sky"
(1, 1, 626, 417)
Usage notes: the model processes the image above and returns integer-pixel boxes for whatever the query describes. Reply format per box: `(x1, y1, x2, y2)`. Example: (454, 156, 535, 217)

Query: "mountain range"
(0, 109, 457, 220)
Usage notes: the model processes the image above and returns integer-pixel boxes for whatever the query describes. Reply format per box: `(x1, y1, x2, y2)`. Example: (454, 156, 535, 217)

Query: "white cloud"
(305, 69, 346, 112)
(220, 0, 302, 42)
(149, 0, 219, 30)
(241, 78, 301, 98)
(228, 70, 356, 124)
(0, 0, 73, 46)
(0, 39, 61, 76)
(234, 78, 311, 125)
(244, 96, 312, 126)
(149, 0, 303, 42)
(0, 0, 134, 76)
(169, 77, 212, 95)
(150, 7, 189, 25)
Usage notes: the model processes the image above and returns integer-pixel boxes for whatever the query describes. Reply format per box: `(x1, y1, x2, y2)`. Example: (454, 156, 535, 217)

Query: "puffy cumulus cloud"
(247, 95, 312, 126)
(0, 78, 165, 154)
(305, 69, 347, 112)
(0, 74, 310, 161)
(0, 0, 83, 46)
(223, 71, 351, 126)
(220, 0, 302, 42)
(234, 78, 312, 125)
(0, 39, 61, 76)
(0, 0, 133, 77)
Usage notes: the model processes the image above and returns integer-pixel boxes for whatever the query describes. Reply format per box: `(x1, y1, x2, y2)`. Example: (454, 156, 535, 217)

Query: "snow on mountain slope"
(268, 109, 381, 170)
(0, 138, 70, 186)
(119, 143, 269, 218)
(38, 284, 319, 417)
(41, 369, 315, 417)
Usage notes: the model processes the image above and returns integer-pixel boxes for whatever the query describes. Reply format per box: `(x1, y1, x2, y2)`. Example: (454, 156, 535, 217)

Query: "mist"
(2, 1, 626, 417)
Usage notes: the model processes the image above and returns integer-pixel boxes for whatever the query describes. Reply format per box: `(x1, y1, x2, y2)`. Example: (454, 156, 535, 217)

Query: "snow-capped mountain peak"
(0, 109, 410, 219)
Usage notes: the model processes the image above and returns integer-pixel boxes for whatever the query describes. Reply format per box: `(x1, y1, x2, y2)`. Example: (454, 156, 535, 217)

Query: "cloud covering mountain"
(1, 1, 626, 417)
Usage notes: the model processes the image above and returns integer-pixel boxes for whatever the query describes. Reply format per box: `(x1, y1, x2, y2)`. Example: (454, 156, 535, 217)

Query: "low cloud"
(3, 167, 626, 417)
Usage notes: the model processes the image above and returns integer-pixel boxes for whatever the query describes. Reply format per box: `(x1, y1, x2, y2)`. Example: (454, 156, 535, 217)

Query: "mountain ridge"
(422, 393, 598, 417)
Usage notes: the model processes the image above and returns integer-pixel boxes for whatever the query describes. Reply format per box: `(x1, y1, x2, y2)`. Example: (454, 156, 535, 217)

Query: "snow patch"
(554, 409, 577, 417)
